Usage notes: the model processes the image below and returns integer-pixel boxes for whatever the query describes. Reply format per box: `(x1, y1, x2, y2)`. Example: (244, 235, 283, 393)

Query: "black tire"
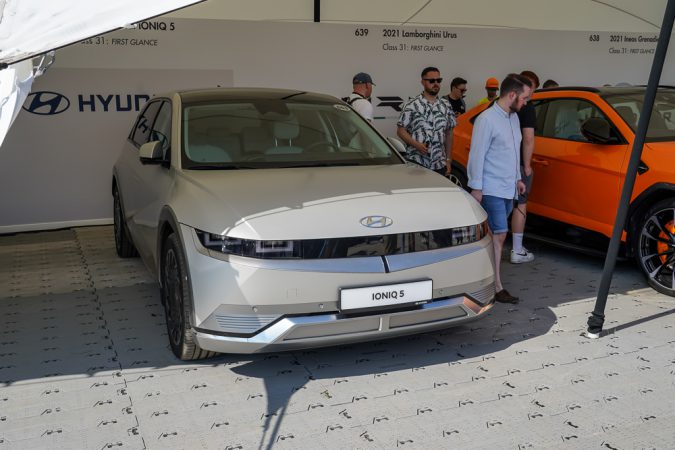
(448, 164, 469, 192)
(113, 188, 138, 258)
(633, 197, 675, 297)
(161, 233, 217, 360)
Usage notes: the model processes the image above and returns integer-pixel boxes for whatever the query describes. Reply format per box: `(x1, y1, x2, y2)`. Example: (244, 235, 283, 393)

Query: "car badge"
(334, 104, 350, 111)
(360, 215, 393, 228)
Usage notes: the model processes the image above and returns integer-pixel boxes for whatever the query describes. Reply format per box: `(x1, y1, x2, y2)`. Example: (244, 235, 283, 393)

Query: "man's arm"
(467, 115, 491, 192)
(444, 128, 453, 175)
(397, 126, 428, 154)
(521, 127, 534, 176)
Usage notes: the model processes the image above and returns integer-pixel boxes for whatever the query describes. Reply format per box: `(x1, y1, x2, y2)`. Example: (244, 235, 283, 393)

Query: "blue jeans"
(481, 195, 513, 234)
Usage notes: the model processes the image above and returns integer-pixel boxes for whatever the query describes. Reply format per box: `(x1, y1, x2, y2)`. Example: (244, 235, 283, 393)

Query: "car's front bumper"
(194, 290, 493, 354)
(179, 222, 495, 353)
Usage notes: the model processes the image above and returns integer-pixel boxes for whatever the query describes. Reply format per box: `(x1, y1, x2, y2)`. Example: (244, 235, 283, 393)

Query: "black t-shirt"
(517, 102, 537, 163)
(446, 95, 466, 115)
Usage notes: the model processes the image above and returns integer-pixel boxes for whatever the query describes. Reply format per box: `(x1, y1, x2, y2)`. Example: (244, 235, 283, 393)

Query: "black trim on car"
(196, 222, 488, 259)
(535, 86, 601, 93)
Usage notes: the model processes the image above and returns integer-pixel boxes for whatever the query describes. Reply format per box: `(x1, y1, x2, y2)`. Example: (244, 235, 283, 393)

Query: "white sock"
(512, 233, 524, 253)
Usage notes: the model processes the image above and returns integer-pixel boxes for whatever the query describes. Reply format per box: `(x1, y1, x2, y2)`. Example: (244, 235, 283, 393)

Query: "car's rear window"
(181, 100, 402, 169)
(604, 91, 675, 142)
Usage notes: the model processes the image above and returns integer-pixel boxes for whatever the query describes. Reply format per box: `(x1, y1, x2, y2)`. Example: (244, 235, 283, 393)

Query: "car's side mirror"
(387, 136, 406, 154)
(139, 141, 164, 165)
(580, 117, 612, 144)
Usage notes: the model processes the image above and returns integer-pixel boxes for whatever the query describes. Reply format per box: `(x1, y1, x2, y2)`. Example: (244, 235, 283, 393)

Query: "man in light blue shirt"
(468, 74, 532, 304)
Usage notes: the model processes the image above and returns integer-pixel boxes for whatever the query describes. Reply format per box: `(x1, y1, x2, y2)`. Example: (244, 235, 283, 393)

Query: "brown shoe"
(495, 289, 519, 304)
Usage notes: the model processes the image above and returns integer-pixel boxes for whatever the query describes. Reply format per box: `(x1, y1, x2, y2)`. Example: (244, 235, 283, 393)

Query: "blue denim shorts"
(481, 195, 514, 234)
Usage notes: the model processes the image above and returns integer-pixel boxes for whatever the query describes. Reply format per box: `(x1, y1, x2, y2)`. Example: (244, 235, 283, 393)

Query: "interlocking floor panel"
(1, 226, 674, 449)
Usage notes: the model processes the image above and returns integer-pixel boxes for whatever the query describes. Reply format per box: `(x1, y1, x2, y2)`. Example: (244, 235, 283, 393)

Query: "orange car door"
(528, 98, 629, 237)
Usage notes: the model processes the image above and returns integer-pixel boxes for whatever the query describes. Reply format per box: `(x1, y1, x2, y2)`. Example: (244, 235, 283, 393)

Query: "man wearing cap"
(347, 72, 375, 122)
(478, 77, 499, 105)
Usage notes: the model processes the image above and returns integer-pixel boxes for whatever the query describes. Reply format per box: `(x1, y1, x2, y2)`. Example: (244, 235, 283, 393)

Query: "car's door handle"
(532, 158, 549, 166)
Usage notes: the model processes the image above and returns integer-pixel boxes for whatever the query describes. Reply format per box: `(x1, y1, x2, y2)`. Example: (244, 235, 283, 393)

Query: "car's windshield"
(181, 100, 402, 168)
(604, 90, 675, 141)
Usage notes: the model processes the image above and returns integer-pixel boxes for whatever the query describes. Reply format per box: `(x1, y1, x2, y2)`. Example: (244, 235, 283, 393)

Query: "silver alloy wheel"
(637, 205, 675, 295)
(447, 173, 462, 187)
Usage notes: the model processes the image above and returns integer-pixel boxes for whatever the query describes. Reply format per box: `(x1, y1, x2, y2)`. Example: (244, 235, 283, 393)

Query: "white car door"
(120, 99, 174, 269)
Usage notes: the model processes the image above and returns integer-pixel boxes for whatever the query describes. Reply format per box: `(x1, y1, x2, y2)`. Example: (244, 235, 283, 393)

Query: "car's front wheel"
(161, 233, 217, 360)
(634, 198, 675, 297)
(448, 164, 469, 192)
(113, 187, 138, 258)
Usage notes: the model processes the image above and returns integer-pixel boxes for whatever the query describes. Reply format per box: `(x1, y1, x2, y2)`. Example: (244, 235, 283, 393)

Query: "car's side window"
(533, 100, 548, 137)
(130, 101, 162, 147)
(541, 99, 622, 143)
(150, 101, 172, 159)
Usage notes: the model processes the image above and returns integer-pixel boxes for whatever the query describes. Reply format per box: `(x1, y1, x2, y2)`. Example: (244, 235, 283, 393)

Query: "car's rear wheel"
(113, 187, 138, 258)
(634, 198, 675, 297)
(161, 233, 217, 360)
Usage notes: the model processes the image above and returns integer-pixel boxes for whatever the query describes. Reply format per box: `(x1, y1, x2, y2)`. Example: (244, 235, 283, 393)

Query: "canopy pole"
(587, 0, 675, 337)
(314, 0, 320, 22)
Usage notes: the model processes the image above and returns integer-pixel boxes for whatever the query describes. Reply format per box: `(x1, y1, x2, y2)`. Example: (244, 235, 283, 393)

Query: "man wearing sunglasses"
(396, 67, 456, 176)
(446, 77, 468, 116)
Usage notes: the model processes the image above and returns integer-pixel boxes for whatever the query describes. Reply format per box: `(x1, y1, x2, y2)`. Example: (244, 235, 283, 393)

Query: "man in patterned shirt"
(396, 67, 456, 176)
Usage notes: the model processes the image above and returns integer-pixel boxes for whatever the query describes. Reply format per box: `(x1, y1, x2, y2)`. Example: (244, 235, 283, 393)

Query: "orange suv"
(452, 86, 675, 296)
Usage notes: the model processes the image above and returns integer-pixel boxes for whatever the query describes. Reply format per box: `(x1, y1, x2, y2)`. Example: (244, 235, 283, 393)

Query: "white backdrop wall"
(1, 18, 673, 232)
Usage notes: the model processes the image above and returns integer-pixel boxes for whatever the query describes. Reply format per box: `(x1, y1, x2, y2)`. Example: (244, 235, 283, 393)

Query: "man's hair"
(520, 70, 540, 89)
(451, 77, 467, 89)
(542, 79, 559, 89)
(500, 73, 533, 97)
(421, 66, 440, 78)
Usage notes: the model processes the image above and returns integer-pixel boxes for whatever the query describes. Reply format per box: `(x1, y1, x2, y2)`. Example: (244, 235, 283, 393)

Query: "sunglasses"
(423, 78, 443, 84)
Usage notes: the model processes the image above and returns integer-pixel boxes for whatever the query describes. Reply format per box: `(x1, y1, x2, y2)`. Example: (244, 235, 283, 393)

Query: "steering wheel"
(305, 141, 339, 152)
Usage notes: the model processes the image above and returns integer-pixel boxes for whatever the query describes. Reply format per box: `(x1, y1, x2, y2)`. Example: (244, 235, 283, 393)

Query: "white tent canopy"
(0, 0, 670, 67)
(168, 0, 668, 32)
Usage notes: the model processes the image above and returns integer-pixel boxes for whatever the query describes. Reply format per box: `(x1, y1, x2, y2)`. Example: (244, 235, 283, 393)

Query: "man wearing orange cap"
(477, 77, 499, 105)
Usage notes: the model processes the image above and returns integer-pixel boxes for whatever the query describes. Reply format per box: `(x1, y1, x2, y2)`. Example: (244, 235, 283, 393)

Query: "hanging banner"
(0, 19, 668, 232)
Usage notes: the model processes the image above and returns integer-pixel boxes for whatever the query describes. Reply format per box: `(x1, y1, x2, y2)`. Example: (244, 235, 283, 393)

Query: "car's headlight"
(196, 221, 488, 260)
(451, 221, 489, 246)
(196, 231, 300, 258)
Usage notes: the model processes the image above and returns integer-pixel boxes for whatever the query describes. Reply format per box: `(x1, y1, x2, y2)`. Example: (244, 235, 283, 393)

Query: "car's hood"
(174, 164, 486, 240)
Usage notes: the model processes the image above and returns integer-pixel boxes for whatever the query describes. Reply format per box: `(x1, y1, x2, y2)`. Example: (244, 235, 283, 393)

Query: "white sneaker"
(510, 247, 535, 264)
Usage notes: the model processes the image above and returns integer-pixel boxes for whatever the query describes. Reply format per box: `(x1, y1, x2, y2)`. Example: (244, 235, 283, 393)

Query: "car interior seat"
(553, 102, 583, 140)
(614, 105, 638, 129)
(241, 126, 274, 155)
(184, 126, 233, 163)
(265, 115, 304, 154)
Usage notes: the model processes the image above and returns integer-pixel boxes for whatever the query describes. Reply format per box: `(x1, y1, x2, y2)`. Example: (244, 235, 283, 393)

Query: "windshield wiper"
(282, 162, 363, 168)
(187, 164, 257, 170)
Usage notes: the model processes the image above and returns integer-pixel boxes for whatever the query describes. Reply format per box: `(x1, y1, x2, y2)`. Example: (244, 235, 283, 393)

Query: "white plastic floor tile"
(1, 226, 674, 449)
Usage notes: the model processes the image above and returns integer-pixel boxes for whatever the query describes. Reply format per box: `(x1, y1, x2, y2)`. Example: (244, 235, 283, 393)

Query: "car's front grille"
(469, 283, 495, 306)
(213, 314, 280, 334)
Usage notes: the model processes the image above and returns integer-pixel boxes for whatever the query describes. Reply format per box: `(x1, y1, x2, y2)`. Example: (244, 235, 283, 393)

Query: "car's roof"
(536, 85, 675, 96)
(167, 87, 339, 104)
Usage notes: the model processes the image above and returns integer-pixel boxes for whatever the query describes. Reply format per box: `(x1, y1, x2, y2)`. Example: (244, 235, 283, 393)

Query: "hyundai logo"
(23, 91, 71, 115)
(360, 216, 393, 228)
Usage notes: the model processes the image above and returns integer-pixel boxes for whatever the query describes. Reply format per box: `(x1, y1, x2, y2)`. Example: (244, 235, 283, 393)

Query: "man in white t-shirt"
(347, 72, 375, 122)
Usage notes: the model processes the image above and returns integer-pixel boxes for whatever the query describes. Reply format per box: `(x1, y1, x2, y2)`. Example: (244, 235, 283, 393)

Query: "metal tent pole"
(587, 0, 675, 337)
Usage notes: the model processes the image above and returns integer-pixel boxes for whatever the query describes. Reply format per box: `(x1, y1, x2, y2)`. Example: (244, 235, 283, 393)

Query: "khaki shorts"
(517, 166, 533, 204)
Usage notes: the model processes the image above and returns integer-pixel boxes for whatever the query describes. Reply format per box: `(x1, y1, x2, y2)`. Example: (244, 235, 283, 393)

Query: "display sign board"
(0, 19, 670, 232)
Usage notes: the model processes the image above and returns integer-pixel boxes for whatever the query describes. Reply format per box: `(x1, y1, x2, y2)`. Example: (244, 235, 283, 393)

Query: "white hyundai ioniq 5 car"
(112, 88, 495, 360)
